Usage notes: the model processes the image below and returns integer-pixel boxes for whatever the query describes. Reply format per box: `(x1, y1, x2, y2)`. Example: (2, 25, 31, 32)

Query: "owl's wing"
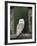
(16, 23, 24, 37)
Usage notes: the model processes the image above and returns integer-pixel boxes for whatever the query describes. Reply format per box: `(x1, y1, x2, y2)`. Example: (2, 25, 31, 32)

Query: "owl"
(16, 19, 25, 37)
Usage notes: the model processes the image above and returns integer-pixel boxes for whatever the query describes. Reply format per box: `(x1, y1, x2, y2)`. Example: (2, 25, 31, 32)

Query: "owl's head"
(19, 19, 24, 24)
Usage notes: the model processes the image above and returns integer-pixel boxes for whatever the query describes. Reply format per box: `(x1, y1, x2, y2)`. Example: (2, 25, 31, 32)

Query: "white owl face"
(19, 19, 24, 24)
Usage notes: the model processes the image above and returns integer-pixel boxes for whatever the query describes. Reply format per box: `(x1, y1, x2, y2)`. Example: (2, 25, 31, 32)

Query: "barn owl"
(16, 19, 25, 37)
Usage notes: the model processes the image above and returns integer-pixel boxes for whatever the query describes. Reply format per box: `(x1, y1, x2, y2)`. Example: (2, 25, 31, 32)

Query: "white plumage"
(16, 19, 25, 37)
